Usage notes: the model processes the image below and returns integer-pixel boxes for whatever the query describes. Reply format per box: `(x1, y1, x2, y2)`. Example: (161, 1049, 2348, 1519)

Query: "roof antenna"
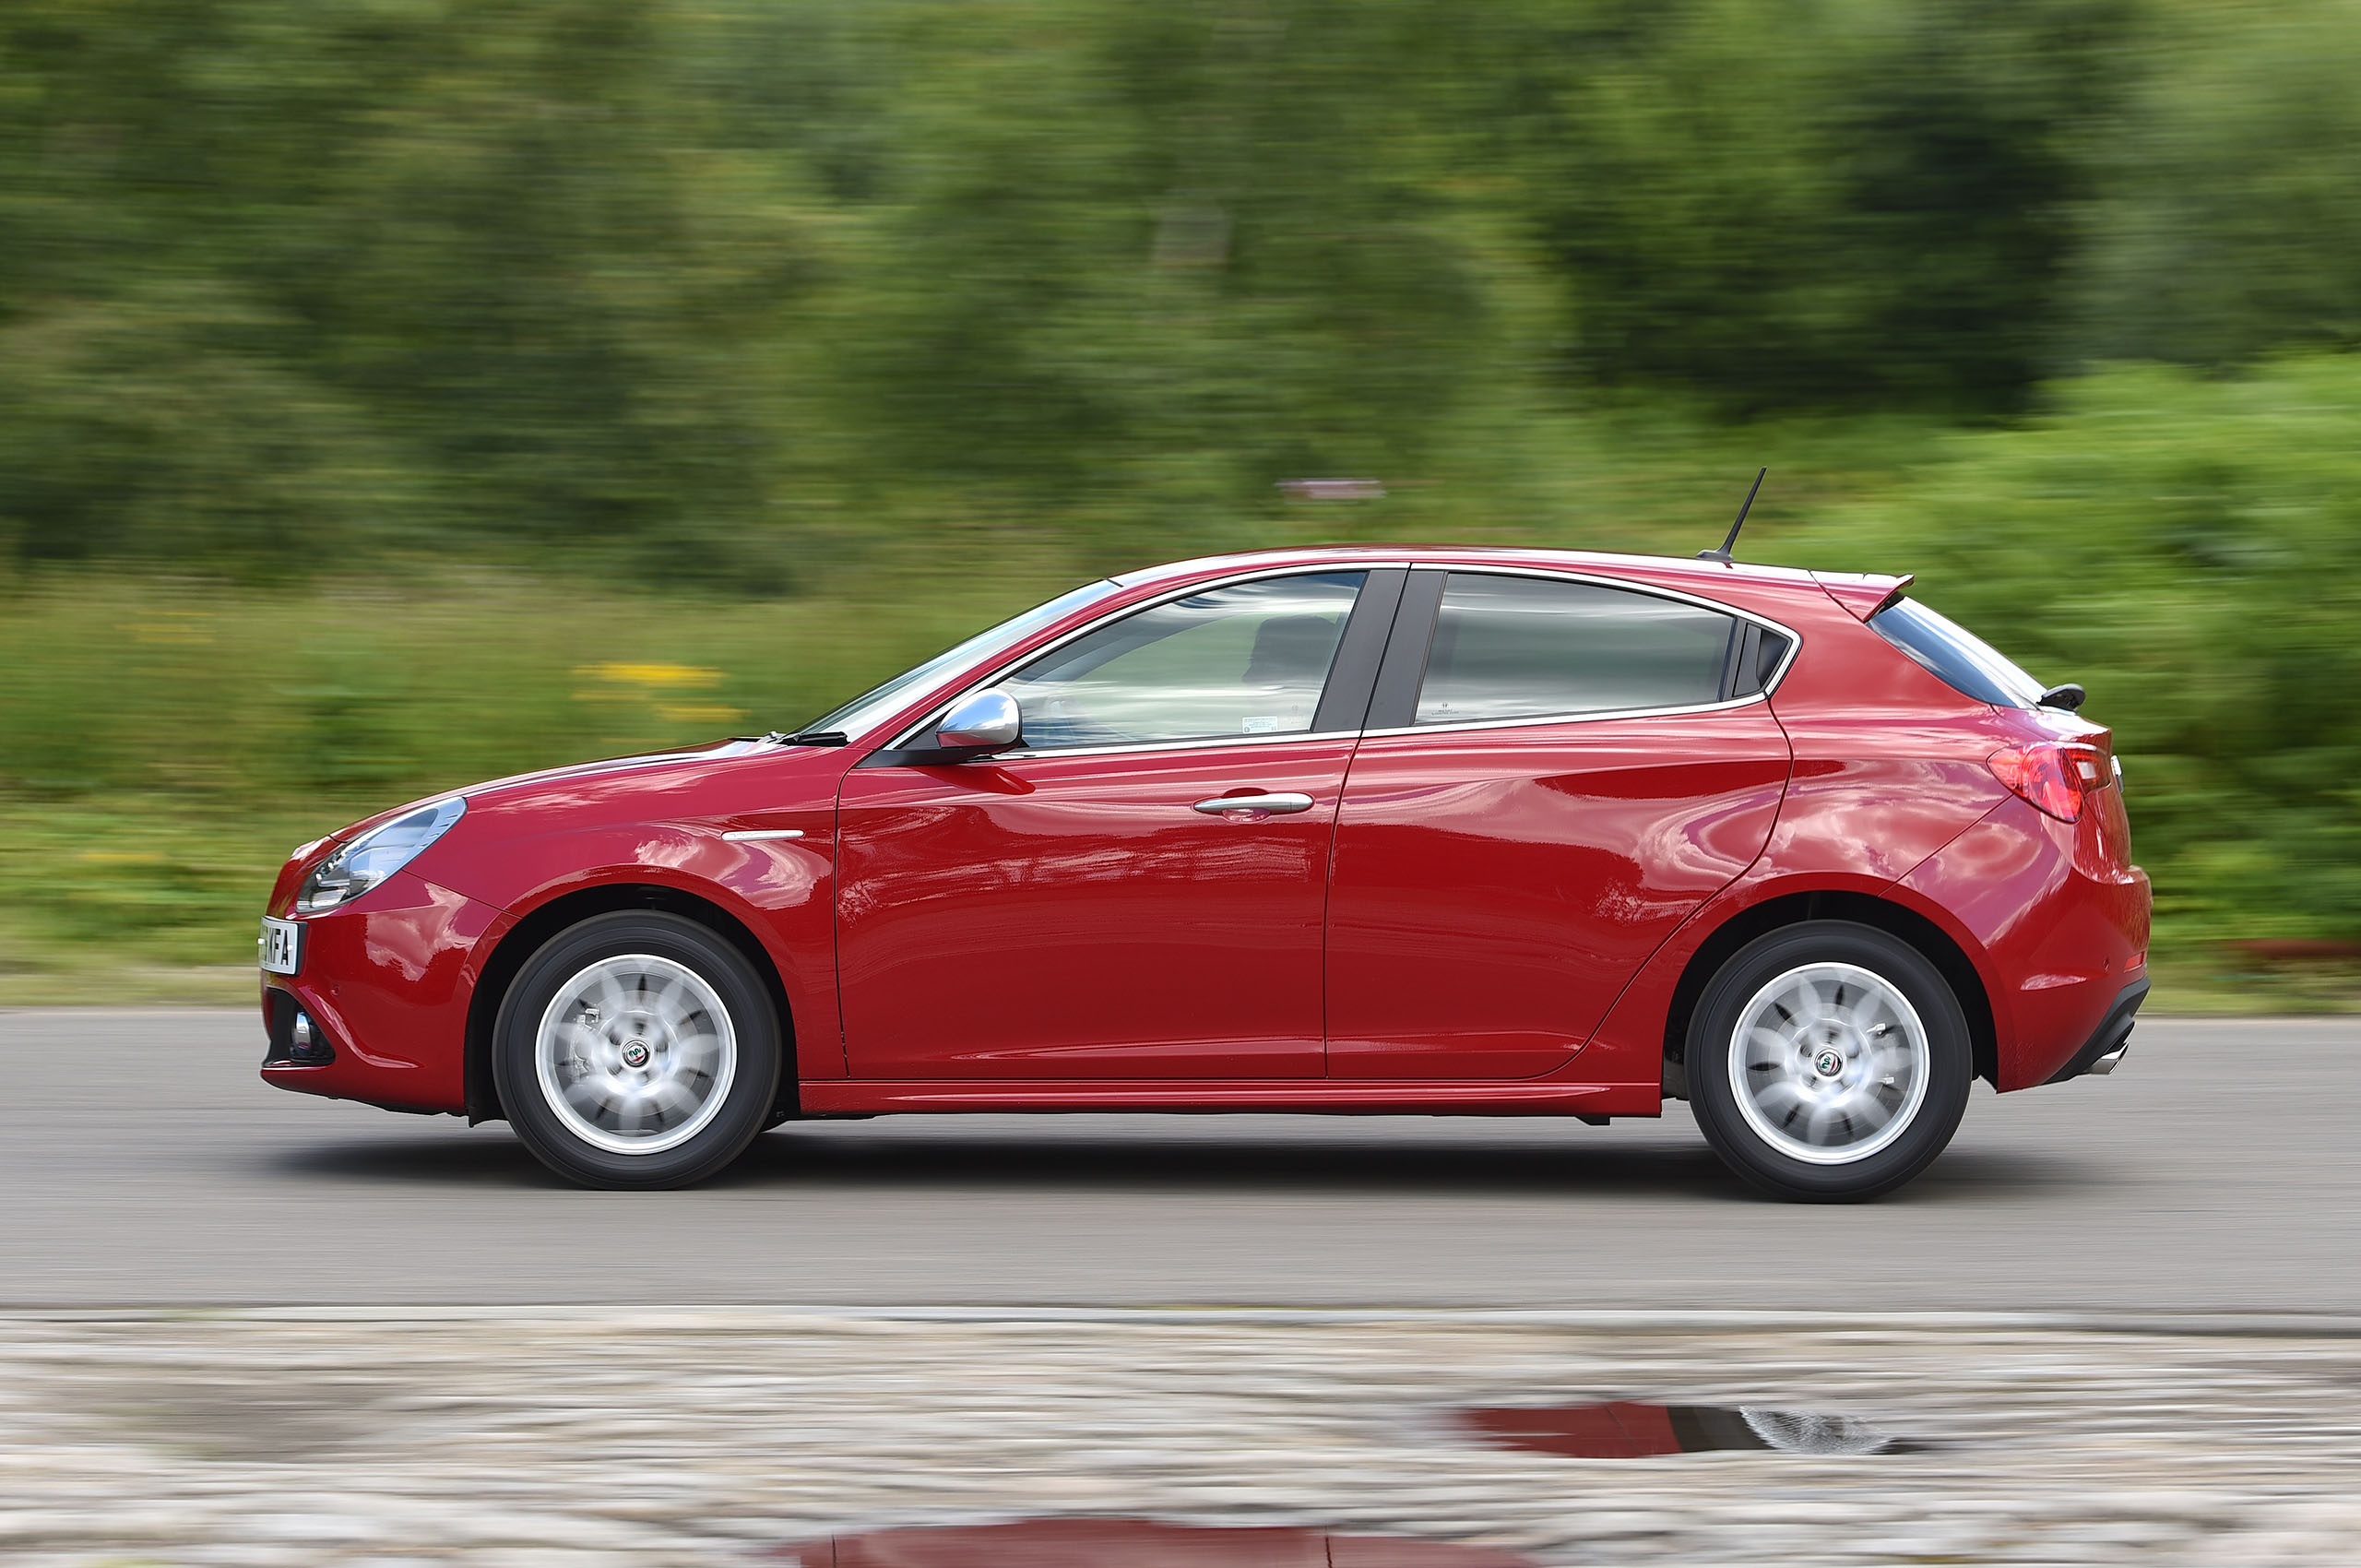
(1699, 468, 1766, 565)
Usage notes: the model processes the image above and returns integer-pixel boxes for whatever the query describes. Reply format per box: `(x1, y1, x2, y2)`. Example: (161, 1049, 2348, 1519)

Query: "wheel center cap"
(1813, 1047, 1845, 1078)
(620, 1040, 651, 1070)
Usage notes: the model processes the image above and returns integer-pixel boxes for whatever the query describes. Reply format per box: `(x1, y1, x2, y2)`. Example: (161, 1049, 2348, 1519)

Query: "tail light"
(1987, 742, 2110, 822)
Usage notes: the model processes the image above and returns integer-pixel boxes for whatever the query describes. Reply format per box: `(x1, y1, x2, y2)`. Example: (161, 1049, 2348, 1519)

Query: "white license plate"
(259, 917, 303, 976)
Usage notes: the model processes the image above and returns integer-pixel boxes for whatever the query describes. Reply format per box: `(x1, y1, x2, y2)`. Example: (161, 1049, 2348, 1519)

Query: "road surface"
(2, 1009, 2350, 1310)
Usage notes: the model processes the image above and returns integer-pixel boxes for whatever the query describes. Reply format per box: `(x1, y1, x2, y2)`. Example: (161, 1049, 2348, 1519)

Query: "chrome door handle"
(1192, 792, 1316, 815)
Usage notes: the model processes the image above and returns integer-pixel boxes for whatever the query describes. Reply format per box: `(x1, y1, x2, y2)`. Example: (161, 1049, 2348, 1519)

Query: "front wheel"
(1687, 921, 1970, 1202)
(492, 911, 782, 1190)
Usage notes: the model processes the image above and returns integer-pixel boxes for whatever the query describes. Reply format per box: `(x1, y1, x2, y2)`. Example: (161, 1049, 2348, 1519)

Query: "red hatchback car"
(259, 546, 2149, 1200)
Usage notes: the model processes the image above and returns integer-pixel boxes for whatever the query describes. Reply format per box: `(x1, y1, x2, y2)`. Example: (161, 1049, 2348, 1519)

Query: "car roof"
(1109, 542, 1837, 600)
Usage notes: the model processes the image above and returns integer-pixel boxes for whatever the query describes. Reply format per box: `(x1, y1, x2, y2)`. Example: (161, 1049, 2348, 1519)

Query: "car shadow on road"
(266, 1122, 2100, 1204)
(734, 1125, 1746, 1199)
(267, 1128, 566, 1188)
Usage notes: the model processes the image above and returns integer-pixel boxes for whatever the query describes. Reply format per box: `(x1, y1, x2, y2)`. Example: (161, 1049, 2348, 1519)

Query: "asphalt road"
(2, 1009, 2352, 1311)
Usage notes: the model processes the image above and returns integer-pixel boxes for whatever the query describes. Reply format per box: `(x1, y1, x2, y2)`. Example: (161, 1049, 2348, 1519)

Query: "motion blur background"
(3, 0, 2357, 1008)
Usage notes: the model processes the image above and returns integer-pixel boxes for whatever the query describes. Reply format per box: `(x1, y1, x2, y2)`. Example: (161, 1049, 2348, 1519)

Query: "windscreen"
(799, 578, 1124, 739)
(1869, 597, 2047, 708)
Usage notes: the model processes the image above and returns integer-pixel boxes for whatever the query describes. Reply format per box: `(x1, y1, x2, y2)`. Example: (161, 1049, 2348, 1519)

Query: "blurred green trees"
(10, 0, 2358, 575)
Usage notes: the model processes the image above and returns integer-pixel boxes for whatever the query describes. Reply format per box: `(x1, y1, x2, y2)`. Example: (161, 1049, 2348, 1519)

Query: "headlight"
(297, 798, 466, 913)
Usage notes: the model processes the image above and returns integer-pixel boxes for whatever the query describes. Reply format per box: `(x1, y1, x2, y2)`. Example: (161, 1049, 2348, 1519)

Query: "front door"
(1326, 569, 1793, 1078)
(836, 570, 1392, 1078)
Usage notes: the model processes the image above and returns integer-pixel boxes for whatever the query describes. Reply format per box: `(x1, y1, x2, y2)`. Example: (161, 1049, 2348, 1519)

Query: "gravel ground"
(1, 1310, 2357, 1566)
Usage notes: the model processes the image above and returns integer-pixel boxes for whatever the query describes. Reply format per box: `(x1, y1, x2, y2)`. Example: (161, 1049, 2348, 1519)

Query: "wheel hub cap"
(1728, 961, 1931, 1166)
(532, 955, 738, 1157)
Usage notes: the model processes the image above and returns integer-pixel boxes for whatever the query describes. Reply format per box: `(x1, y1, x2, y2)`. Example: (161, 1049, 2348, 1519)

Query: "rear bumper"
(2042, 976, 2149, 1085)
(1896, 794, 2151, 1090)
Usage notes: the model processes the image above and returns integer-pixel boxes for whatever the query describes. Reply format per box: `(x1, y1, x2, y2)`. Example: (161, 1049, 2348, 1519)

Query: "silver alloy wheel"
(532, 955, 738, 1157)
(1727, 961, 1930, 1166)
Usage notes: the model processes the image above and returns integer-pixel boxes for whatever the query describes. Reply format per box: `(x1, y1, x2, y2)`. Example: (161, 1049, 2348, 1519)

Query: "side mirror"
(935, 690, 1023, 753)
(861, 690, 1024, 768)
(2038, 682, 2087, 712)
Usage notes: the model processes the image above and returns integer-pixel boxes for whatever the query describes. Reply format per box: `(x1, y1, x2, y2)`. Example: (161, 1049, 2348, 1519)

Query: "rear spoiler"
(1811, 571, 1914, 622)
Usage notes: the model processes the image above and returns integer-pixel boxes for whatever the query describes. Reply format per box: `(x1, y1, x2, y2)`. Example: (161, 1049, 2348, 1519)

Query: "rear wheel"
(1687, 921, 1970, 1202)
(492, 911, 781, 1190)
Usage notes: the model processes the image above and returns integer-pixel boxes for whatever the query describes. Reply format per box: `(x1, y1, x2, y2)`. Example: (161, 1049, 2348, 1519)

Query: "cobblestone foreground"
(1, 1310, 2357, 1566)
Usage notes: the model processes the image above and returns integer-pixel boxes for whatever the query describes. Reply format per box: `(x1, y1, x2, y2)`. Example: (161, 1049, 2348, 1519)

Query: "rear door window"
(1869, 598, 2046, 707)
(1415, 573, 1740, 725)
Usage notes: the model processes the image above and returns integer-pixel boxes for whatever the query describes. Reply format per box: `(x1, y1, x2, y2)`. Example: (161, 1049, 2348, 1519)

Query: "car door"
(836, 568, 1402, 1079)
(1325, 568, 1794, 1079)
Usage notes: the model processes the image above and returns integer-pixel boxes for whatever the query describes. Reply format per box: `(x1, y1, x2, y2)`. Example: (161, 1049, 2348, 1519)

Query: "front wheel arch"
(465, 883, 797, 1126)
(1661, 890, 1998, 1094)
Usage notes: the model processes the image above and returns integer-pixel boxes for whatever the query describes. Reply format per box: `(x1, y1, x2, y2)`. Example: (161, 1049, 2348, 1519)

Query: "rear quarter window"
(1869, 598, 2047, 708)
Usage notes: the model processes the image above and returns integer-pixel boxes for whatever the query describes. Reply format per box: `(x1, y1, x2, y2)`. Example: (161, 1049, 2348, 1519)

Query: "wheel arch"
(1660, 889, 1999, 1091)
(463, 883, 798, 1125)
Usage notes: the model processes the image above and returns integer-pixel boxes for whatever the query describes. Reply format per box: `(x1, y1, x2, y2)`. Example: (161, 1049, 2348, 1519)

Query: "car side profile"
(258, 545, 2150, 1200)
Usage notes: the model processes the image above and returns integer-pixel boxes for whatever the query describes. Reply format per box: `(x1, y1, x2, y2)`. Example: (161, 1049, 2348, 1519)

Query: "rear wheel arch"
(465, 883, 798, 1125)
(1662, 889, 1999, 1092)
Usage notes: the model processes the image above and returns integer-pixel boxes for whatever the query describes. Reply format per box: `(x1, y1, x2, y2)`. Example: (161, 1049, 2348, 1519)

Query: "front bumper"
(258, 870, 504, 1114)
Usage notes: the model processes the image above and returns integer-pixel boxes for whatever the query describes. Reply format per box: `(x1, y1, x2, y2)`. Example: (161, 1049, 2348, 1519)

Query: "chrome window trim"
(877, 557, 1802, 760)
(884, 562, 1413, 753)
(991, 729, 1363, 763)
(1358, 690, 1772, 741)
(1359, 562, 1804, 738)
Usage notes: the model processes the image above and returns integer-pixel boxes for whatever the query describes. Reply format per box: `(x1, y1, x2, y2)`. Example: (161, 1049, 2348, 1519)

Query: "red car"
(258, 546, 2149, 1199)
(777, 1518, 1539, 1565)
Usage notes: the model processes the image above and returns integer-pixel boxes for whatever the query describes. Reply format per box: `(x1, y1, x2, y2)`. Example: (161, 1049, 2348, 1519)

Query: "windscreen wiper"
(760, 730, 849, 747)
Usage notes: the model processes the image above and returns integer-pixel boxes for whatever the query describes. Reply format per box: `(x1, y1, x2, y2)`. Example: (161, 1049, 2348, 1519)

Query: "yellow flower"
(574, 662, 723, 690)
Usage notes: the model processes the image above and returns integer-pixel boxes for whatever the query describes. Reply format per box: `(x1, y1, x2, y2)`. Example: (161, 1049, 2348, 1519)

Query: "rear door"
(1324, 568, 1793, 1079)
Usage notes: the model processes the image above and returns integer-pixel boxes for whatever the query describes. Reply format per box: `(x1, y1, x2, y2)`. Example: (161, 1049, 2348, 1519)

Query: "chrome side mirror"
(933, 690, 1022, 754)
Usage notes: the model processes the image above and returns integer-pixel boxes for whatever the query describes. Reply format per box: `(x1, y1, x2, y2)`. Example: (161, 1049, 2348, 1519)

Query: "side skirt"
(799, 1080, 1663, 1116)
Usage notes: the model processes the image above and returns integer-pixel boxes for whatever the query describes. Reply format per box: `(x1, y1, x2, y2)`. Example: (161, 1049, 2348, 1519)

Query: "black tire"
(492, 911, 782, 1190)
(1687, 921, 1970, 1203)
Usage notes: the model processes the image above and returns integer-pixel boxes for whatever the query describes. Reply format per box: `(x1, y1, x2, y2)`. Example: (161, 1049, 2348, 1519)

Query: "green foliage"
(2076, 1, 2361, 363)
(1797, 355, 2361, 947)
(0, 284, 396, 570)
(1528, 0, 2121, 410)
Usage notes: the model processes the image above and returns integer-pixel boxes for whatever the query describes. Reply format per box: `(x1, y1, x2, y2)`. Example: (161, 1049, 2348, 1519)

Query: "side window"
(1415, 573, 1738, 726)
(1004, 572, 1366, 750)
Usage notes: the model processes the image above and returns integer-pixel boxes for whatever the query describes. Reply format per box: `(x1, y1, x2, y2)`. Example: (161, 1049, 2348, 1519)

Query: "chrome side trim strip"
(721, 829, 806, 842)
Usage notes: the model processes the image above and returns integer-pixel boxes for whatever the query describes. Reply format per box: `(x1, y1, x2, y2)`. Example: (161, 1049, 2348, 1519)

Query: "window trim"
(876, 563, 1413, 762)
(1358, 564, 1803, 739)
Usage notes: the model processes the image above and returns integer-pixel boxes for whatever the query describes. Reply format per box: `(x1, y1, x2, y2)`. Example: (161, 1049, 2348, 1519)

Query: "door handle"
(1192, 792, 1316, 815)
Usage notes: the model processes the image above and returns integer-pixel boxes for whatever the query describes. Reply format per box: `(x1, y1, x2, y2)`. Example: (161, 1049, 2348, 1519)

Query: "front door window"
(1004, 572, 1364, 750)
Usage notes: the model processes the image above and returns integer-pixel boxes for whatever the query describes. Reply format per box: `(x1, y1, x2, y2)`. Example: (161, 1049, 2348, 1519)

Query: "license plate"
(259, 917, 303, 976)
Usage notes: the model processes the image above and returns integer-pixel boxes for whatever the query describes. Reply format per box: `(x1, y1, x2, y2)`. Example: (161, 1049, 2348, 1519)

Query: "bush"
(1798, 354, 2361, 946)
